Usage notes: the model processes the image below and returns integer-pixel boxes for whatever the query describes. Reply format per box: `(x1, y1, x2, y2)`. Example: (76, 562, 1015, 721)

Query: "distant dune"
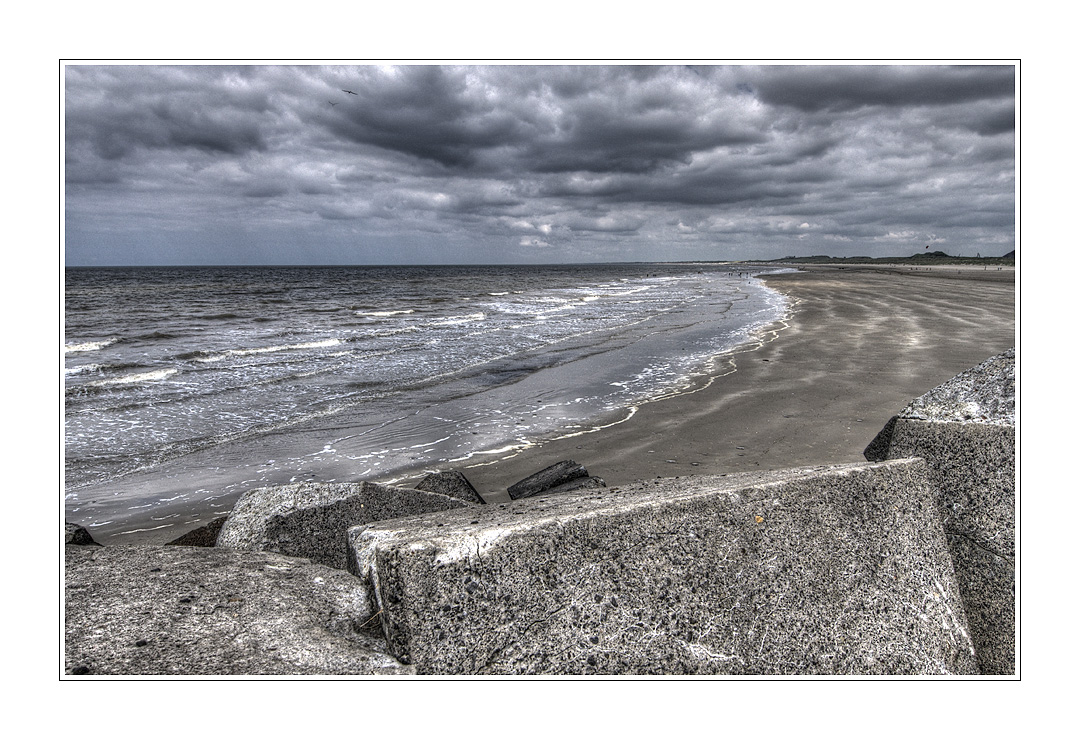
(761, 250, 1015, 265)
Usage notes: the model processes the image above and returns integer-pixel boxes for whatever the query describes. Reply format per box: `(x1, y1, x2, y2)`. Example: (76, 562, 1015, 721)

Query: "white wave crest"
(356, 309, 415, 318)
(65, 338, 118, 353)
(65, 363, 103, 376)
(89, 368, 178, 386)
(370, 326, 421, 338)
(605, 285, 652, 297)
(533, 303, 577, 316)
(197, 338, 343, 362)
(432, 312, 485, 326)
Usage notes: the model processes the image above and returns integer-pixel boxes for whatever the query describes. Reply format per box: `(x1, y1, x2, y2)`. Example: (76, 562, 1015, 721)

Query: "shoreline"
(83, 265, 1015, 542)
(456, 265, 1015, 502)
(69, 267, 783, 544)
(381, 276, 793, 484)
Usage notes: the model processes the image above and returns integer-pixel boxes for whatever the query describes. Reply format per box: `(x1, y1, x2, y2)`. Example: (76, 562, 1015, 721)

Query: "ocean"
(64, 264, 788, 541)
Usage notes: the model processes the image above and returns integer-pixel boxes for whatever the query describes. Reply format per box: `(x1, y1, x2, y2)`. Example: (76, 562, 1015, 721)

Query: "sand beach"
(83, 264, 1016, 542)
(460, 265, 1016, 501)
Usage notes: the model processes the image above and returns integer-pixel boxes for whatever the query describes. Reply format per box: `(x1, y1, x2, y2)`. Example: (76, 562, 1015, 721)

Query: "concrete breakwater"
(64, 350, 1016, 676)
(864, 348, 1015, 674)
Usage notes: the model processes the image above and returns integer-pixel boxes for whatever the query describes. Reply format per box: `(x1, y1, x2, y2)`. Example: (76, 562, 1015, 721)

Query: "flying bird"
(328, 101, 337, 106)
(342, 89, 358, 95)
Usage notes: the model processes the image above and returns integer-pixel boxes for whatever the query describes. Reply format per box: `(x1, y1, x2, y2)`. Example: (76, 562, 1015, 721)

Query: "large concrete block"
(886, 348, 1015, 427)
(876, 421, 1014, 556)
(217, 481, 469, 570)
(349, 460, 976, 675)
(865, 349, 1015, 675)
(64, 546, 410, 675)
(507, 460, 591, 500)
(414, 471, 486, 504)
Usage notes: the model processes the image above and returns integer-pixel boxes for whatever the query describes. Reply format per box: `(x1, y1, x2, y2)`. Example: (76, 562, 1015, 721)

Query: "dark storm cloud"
(319, 66, 767, 175)
(744, 65, 1014, 112)
(511, 66, 768, 174)
(323, 66, 528, 168)
(931, 98, 1016, 137)
(64, 63, 1016, 265)
(65, 66, 270, 161)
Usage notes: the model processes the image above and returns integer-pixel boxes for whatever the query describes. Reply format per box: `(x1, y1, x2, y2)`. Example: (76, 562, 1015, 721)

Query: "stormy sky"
(64, 64, 1016, 265)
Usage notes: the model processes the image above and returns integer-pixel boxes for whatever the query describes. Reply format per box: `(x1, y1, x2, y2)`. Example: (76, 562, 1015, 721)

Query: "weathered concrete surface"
(349, 460, 976, 675)
(64, 545, 411, 675)
(891, 348, 1014, 426)
(415, 471, 486, 504)
(216, 481, 469, 570)
(507, 460, 590, 500)
(864, 349, 1015, 675)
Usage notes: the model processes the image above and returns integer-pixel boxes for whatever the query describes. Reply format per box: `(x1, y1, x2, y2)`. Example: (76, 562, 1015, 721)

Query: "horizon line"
(63, 259, 760, 269)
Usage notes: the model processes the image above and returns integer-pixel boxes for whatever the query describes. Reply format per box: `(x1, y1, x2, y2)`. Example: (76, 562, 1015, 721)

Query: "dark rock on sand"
(414, 471, 486, 504)
(541, 475, 607, 495)
(166, 516, 228, 547)
(65, 522, 100, 547)
(507, 460, 590, 500)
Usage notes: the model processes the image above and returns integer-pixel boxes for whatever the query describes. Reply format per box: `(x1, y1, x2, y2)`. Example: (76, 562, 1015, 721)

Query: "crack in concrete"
(946, 528, 1013, 561)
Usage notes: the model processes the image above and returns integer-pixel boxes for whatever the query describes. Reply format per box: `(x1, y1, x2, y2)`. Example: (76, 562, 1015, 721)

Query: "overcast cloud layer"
(64, 64, 1015, 265)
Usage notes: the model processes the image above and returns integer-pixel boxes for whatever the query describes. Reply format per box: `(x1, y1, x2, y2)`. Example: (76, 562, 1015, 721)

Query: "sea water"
(64, 264, 787, 540)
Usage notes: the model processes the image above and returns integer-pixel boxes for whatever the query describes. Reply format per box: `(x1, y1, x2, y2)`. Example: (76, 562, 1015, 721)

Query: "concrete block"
(217, 481, 470, 570)
(64, 545, 410, 675)
(893, 348, 1014, 426)
(415, 471, 486, 504)
(867, 420, 1014, 674)
(349, 460, 976, 675)
(876, 420, 1014, 555)
(507, 460, 589, 499)
(864, 349, 1015, 674)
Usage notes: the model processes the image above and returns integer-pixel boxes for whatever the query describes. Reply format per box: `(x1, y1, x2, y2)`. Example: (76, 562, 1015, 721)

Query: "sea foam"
(89, 368, 179, 386)
(197, 338, 344, 362)
(65, 338, 118, 353)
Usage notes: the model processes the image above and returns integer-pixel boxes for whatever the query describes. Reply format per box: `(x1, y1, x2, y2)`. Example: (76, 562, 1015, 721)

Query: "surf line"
(460, 405, 640, 471)
(457, 297, 797, 472)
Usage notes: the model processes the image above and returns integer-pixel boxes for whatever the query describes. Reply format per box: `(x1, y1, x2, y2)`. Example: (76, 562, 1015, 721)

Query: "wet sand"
(460, 265, 1016, 501)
